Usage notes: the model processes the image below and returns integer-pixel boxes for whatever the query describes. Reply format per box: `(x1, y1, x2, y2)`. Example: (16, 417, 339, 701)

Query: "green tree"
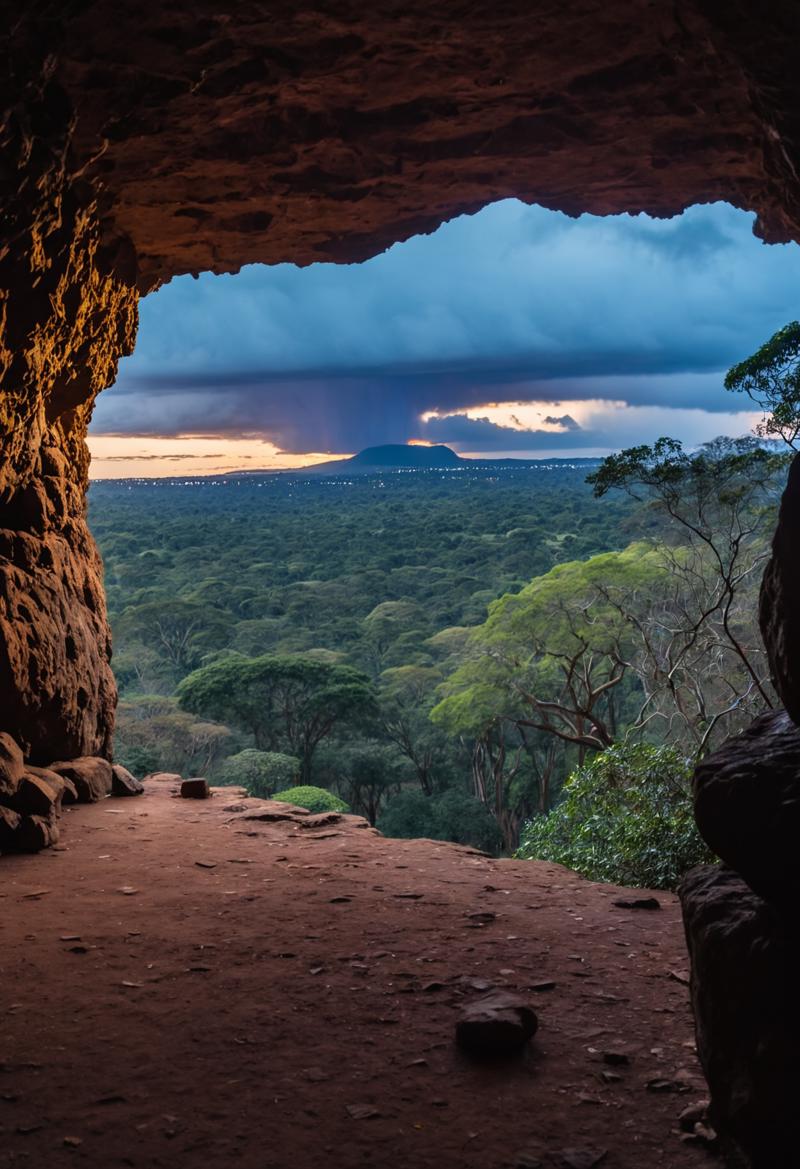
(114, 695, 235, 776)
(724, 321, 800, 447)
(378, 664, 448, 795)
(589, 436, 786, 743)
(115, 599, 232, 677)
(177, 654, 377, 781)
(433, 545, 661, 756)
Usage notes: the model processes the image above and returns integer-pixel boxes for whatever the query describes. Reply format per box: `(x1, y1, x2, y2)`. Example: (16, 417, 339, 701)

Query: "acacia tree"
(430, 678, 536, 853)
(433, 546, 660, 760)
(114, 695, 235, 776)
(115, 598, 232, 677)
(177, 654, 377, 781)
(589, 436, 787, 748)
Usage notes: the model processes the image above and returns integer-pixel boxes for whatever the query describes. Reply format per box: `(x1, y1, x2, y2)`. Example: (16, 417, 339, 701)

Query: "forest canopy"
(89, 436, 787, 885)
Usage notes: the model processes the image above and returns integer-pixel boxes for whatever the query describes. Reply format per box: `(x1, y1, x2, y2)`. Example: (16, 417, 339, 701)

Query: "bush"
(515, 743, 713, 889)
(217, 749, 299, 798)
(271, 785, 350, 814)
(378, 788, 503, 854)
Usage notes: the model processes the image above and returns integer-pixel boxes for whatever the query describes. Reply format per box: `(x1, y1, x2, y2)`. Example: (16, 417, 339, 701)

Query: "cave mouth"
(87, 197, 791, 480)
(5, 8, 800, 1160)
(80, 196, 799, 858)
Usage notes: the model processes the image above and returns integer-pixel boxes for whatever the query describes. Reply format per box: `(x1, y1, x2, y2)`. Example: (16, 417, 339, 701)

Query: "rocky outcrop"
(685, 707, 800, 1167)
(0, 44, 137, 763)
(0, 733, 145, 852)
(760, 454, 800, 724)
(693, 710, 800, 905)
(681, 865, 800, 1169)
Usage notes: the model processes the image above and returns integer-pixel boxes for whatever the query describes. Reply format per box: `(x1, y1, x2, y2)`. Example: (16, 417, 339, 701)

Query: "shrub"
(271, 785, 349, 813)
(515, 743, 713, 889)
(217, 749, 299, 797)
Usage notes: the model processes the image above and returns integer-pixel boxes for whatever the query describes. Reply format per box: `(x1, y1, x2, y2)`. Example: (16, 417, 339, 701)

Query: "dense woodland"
(89, 438, 788, 884)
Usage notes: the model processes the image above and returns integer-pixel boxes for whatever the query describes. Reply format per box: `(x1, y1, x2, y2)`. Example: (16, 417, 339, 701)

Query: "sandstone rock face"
(0, 45, 137, 764)
(0, 805, 23, 850)
(760, 454, 800, 725)
(48, 0, 800, 286)
(0, 733, 24, 800)
(693, 709, 800, 904)
(681, 865, 800, 1169)
(14, 813, 60, 853)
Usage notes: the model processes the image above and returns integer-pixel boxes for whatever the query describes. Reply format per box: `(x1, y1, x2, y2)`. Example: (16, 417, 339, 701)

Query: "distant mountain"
(216, 443, 603, 480)
(348, 443, 463, 468)
(301, 444, 603, 476)
(301, 443, 463, 474)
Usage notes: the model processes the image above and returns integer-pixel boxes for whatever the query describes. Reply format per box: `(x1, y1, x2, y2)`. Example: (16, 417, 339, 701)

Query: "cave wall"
(0, 50, 137, 760)
(1, 0, 800, 756)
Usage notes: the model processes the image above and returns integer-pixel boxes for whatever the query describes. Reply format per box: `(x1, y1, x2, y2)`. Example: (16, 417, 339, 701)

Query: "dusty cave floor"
(0, 778, 712, 1169)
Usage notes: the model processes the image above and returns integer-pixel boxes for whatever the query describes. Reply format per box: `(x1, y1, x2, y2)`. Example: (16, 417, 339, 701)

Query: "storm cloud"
(92, 199, 800, 456)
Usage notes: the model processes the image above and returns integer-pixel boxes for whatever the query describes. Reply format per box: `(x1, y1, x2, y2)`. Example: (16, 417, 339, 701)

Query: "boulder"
(47, 757, 113, 803)
(0, 805, 22, 851)
(13, 773, 61, 817)
(111, 764, 144, 797)
(693, 709, 800, 903)
(180, 778, 210, 800)
(456, 994, 538, 1058)
(0, 732, 24, 800)
(142, 772, 182, 785)
(28, 765, 78, 804)
(680, 864, 800, 1169)
(14, 813, 60, 852)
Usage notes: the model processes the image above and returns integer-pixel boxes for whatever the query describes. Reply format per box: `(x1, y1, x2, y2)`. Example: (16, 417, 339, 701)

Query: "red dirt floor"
(0, 778, 714, 1169)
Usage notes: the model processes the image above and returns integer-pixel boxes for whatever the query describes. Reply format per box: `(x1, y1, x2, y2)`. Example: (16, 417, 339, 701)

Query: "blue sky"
(89, 199, 800, 474)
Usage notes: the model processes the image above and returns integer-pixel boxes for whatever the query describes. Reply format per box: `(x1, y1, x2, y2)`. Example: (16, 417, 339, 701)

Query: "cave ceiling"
(19, 0, 800, 292)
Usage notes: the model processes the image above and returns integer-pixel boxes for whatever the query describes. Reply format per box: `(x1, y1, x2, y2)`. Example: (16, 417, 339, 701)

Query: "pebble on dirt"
(456, 993, 538, 1057)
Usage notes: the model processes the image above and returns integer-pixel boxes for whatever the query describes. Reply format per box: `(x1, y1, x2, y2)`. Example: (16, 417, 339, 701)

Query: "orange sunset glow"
(87, 434, 351, 479)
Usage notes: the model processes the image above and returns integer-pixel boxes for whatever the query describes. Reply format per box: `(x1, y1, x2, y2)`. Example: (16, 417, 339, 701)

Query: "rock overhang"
(36, 0, 800, 292)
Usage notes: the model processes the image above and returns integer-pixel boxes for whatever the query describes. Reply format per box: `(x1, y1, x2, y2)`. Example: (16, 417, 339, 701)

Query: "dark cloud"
(90, 199, 800, 454)
(542, 414, 579, 429)
(97, 452, 228, 461)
